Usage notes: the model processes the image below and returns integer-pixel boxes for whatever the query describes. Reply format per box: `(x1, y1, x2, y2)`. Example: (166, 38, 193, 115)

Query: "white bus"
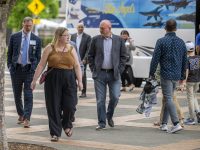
(66, 0, 195, 87)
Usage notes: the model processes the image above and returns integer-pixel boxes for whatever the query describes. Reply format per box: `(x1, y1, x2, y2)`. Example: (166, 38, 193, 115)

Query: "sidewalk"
(4, 72, 200, 150)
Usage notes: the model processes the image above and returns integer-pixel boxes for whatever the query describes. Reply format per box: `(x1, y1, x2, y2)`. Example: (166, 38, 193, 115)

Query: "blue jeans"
(94, 70, 121, 127)
(161, 78, 179, 125)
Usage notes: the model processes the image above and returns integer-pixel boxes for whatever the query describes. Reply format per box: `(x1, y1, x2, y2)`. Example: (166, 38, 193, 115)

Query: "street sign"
(33, 18, 41, 24)
(28, 0, 45, 15)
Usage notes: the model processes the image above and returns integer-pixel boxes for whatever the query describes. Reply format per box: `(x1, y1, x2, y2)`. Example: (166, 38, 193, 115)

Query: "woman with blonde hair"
(31, 27, 83, 141)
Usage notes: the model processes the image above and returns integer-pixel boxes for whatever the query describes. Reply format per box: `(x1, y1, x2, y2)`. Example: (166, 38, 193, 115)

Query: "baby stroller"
(136, 78, 159, 117)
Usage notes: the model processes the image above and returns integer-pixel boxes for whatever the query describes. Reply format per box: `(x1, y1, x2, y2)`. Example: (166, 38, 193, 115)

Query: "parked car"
(130, 46, 153, 87)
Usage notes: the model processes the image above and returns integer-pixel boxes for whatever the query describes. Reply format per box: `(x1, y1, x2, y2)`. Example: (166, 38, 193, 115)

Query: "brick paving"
(4, 73, 200, 150)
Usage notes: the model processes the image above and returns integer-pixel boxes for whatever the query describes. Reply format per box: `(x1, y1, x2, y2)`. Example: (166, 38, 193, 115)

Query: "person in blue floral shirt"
(149, 19, 187, 133)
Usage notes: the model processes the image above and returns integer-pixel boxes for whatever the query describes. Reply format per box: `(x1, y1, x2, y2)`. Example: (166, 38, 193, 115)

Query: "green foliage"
(41, 36, 53, 48)
(7, 0, 59, 30)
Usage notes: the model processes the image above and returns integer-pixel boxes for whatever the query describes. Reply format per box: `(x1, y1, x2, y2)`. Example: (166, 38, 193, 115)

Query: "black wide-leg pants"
(44, 68, 77, 137)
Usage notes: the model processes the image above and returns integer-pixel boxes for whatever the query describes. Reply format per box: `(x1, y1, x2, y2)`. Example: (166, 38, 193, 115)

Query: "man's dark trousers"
(10, 64, 34, 120)
(82, 64, 87, 94)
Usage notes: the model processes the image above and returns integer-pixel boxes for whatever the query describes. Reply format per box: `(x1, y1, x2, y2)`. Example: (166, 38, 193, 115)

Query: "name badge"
(30, 40, 36, 45)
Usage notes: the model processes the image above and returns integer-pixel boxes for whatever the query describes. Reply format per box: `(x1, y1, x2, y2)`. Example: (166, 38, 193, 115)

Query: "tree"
(0, 0, 58, 149)
(8, 0, 59, 30)
(0, 0, 17, 148)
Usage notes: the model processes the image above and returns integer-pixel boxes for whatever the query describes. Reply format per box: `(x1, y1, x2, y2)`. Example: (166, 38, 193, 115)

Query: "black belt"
(101, 69, 113, 72)
(16, 64, 31, 71)
(16, 63, 31, 68)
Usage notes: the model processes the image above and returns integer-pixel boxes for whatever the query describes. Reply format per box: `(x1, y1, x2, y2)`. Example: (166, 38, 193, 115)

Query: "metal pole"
(66, 0, 68, 27)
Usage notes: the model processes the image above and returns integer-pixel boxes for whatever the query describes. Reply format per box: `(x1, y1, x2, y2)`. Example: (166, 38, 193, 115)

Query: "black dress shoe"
(108, 118, 114, 127)
(17, 116, 24, 124)
(79, 93, 87, 98)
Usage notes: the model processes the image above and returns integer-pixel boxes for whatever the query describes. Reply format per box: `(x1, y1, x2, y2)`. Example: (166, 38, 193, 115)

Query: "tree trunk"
(0, 0, 17, 149)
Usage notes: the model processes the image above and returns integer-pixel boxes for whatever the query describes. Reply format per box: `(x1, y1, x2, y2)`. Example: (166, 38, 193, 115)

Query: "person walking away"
(88, 20, 127, 130)
(7, 17, 41, 128)
(195, 27, 200, 93)
(31, 27, 83, 141)
(149, 19, 187, 133)
(184, 41, 200, 125)
(71, 23, 91, 98)
(196, 25, 200, 56)
(120, 30, 136, 92)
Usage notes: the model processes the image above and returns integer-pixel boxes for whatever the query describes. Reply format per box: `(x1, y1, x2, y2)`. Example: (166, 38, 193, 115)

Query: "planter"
(8, 142, 57, 150)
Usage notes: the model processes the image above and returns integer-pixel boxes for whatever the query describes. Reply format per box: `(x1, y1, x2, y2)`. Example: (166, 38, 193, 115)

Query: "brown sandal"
(51, 135, 59, 142)
(65, 128, 73, 137)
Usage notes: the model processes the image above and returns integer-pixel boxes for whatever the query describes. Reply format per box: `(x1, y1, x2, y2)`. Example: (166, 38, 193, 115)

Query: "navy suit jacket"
(71, 32, 91, 61)
(88, 34, 128, 80)
(7, 31, 41, 72)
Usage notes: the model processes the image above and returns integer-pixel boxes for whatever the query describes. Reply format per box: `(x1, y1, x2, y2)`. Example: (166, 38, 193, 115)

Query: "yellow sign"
(28, 0, 45, 15)
(33, 18, 41, 24)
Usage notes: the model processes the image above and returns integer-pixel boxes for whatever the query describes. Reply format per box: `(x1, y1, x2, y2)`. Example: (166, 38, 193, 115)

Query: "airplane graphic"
(176, 12, 195, 22)
(139, 6, 163, 21)
(151, 0, 172, 10)
(143, 20, 165, 28)
(168, 0, 194, 12)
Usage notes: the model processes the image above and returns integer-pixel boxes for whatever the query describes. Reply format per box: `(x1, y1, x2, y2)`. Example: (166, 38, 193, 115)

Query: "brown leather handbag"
(39, 68, 53, 84)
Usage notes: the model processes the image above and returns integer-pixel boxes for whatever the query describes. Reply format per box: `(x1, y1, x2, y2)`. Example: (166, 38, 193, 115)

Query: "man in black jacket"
(71, 23, 91, 98)
(88, 20, 127, 130)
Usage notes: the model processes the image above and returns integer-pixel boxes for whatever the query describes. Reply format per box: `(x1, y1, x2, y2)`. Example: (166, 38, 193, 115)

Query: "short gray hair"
(23, 17, 33, 23)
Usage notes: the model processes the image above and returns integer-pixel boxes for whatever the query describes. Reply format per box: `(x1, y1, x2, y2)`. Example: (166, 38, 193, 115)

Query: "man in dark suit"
(88, 20, 127, 130)
(7, 17, 41, 128)
(71, 23, 91, 98)
(66, 35, 83, 122)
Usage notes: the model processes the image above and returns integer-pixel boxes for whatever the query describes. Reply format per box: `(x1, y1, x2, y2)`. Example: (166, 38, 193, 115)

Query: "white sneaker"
(168, 124, 183, 133)
(160, 124, 168, 131)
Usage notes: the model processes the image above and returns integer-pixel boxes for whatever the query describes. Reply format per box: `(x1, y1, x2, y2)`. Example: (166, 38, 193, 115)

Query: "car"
(130, 46, 153, 87)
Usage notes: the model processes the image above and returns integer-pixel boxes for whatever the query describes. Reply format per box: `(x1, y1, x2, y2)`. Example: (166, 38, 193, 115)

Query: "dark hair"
(165, 19, 177, 31)
(120, 30, 130, 37)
